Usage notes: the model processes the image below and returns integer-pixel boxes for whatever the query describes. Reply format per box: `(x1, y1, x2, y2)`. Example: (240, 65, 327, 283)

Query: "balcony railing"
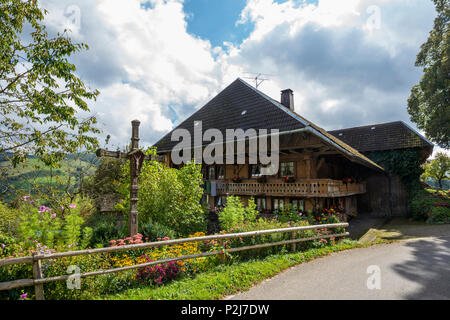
(216, 179, 366, 197)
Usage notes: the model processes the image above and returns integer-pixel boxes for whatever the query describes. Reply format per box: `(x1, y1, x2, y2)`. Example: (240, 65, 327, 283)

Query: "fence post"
(291, 231, 296, 252)
(220, 239, 226, 263)
(32, 253, 45, 300)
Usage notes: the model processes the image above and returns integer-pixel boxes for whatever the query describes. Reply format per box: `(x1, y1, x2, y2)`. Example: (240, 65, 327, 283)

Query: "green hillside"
(0, 153, 100, 202)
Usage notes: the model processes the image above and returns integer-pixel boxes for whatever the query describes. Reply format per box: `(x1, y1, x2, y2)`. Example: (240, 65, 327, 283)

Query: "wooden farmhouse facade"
(153, 79, 433, 218)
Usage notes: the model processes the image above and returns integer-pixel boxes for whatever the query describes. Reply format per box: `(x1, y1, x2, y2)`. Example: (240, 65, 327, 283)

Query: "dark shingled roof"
(153, 78, 383, 170)
(153, 78, 306, 152)
(328, 121, 434, 153)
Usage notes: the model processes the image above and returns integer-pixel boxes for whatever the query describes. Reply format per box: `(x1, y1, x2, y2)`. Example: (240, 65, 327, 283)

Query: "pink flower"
(50, 213, 56, 219)
(69, 204, 76, 209)
(20, 293, 28, 299)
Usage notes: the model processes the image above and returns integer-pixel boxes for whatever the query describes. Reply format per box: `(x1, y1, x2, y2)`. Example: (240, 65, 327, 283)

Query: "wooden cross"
(95, 120, 165, 236)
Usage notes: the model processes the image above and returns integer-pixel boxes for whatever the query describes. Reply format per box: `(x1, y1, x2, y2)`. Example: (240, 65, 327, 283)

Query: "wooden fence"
(0, 222, 349, 300)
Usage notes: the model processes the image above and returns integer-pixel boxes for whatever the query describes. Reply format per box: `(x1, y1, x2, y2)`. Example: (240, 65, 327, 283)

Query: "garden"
(0, 152, 351, 300)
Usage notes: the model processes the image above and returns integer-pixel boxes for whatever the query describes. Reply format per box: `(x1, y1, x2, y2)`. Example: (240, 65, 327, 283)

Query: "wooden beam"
(316, 157, 326, 171)
(96, 149, 165, 162)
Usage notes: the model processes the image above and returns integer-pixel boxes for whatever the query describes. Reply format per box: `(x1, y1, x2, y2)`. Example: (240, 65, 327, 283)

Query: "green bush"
(218, 196, 246, 231)
(410, 189, 450, 224)
(0, 233, 33, 300)
(426, 206, 450, 224)
(0, 202, 18, 234)
(117, 150, 206, 237)
(277, 204, 308, 223)
(15, 200, 92, 251)
(88, 215, 126, 247)
(218, 196, 259, 231)
(138, 220, 175, 241)
(225, 219, 316, 260)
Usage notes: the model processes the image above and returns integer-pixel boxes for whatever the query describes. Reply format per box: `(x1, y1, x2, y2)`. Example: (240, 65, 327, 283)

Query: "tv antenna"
(243, 72, 272, 89)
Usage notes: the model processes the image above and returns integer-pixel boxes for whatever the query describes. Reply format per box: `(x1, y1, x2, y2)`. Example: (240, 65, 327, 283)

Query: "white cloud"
(228, 0, 436, 132)
(39, 0, 234, 148)
(36, 0, 441, 152)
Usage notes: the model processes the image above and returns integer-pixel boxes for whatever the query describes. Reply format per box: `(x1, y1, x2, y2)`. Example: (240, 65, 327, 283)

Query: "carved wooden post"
(129, 120, 140, 236)
(32, 252, 45, 300)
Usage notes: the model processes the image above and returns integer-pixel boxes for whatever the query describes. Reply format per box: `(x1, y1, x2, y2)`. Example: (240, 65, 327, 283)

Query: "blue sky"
(184, 0, 318, 48)
(184, 0, 252, 48)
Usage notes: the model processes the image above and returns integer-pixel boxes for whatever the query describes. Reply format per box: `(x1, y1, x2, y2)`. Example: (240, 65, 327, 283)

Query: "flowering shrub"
(277, 205, 308, 223)
(311, 206, 344, 224)
(109, 233, 145, 246)
(135, 258, 181, 285)
(15, 197, 92, 251)
(410, 189, 450, 224)
(224, 219, 315, 260)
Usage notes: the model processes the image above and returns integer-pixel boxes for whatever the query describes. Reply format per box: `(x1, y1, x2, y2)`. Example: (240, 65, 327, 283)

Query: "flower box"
(256, 176, 267, 183)
(283, 176, 296, 183)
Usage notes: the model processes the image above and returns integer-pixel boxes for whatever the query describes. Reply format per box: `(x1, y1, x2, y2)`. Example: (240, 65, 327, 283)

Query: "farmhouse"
(153, 78, 433, 218)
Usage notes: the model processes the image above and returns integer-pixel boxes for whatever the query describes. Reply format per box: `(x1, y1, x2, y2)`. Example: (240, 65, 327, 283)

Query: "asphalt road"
(229, 237, 450, 300)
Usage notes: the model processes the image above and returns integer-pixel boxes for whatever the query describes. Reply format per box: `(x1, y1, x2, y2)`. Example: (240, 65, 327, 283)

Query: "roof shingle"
(328, 121, 433, 153)
(153, 78, 384, 170)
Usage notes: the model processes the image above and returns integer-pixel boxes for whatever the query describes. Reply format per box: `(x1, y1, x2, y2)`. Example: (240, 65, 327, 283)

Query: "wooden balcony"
(216, 179, 366, 198)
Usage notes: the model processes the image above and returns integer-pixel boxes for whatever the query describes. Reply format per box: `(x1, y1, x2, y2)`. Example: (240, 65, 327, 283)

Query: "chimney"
(281, 89, 294, 111)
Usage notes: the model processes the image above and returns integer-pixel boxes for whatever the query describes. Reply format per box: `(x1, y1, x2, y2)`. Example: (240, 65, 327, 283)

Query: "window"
(216, 196, 227, 207)
(217, 165, 225, 179)
(280, 162, 295, 177)
(250, 164, 262, 177)
(290, 199, 304, 211)
(208, 166, 215, 180)
(201, 167, 207, 180)
(273, 198, 285, 211)
(256, 198, 266, 211)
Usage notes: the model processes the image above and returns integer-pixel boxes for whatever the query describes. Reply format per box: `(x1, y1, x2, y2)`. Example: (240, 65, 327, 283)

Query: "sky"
(38, 0, 446, 157)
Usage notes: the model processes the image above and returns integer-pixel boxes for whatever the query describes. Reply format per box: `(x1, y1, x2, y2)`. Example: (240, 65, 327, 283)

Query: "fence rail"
(0, 222, 349, 300)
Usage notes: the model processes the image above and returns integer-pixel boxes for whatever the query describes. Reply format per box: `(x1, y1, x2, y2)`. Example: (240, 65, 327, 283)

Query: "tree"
(116, 149, 206, 237)
(0, 0, 100, 167)
(407, 0, 449, 148)
(422, 152, 450, 188)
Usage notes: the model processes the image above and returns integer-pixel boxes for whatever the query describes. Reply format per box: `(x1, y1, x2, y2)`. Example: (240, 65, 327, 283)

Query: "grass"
(102, 239, 384, 300)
